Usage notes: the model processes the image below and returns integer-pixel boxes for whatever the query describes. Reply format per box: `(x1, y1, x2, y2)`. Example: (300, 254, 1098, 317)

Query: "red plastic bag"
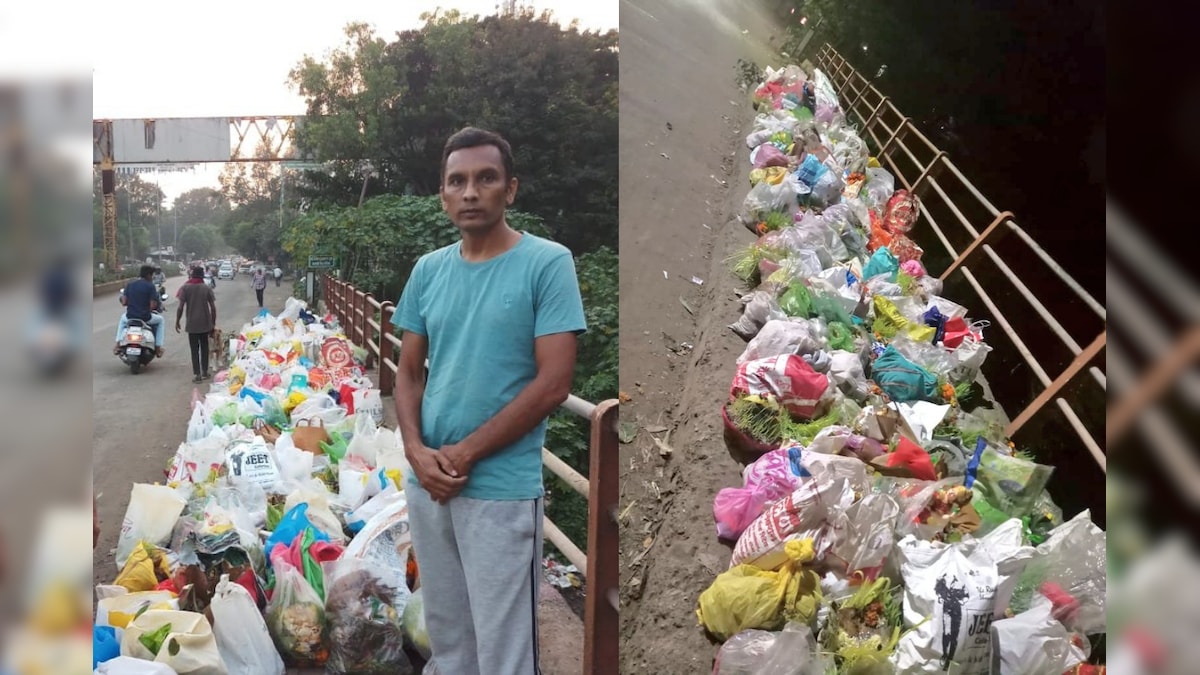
(883, 437, 937, 480)
(731, 354, 829, 420)
(338, 383, 358, 415)
(882, 189, 919, 234)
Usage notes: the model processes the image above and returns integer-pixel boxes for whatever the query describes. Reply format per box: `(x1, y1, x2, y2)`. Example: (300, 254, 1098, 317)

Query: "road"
(618, 0, 784, 671)
(92, 274, 296, 584)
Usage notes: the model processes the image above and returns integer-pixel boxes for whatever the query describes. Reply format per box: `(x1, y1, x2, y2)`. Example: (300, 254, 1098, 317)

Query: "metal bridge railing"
(322, 274, 619, 673)
(814, 44, 1107, 518)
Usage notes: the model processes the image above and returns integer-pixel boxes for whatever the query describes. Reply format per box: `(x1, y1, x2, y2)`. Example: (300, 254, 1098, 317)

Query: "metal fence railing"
(814, 44, 1107, 521)
(322, 274, 619, 673)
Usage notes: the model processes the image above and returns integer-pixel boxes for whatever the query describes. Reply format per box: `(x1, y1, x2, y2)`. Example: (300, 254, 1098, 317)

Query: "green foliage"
(286, 11, 617, 254)
(178, 224, 223, 260)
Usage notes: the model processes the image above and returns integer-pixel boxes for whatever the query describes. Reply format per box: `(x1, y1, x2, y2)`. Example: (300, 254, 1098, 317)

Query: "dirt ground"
(617, 0, 795, 672)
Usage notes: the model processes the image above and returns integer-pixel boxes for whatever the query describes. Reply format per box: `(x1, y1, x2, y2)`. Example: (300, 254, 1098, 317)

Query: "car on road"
(238, 261, 253, 274)
(218, 263, 234, 280)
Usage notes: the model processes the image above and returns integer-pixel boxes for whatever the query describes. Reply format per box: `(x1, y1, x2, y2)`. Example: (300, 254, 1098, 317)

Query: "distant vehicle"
(218, 263, 234, 280)
(238, 261, 253, 274)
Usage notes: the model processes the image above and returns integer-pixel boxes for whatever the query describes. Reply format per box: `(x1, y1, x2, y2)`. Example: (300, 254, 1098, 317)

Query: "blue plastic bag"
(796, 153, 828, 187)
(93, 625, 120, 667)
(871, 345, 939, 402)
(862, 247, 899, 282)
(264, 503, 330, 563)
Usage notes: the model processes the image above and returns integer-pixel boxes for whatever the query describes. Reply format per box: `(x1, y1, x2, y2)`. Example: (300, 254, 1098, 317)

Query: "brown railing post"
(364, 293, 376, 371)
(1007, 331, 1107, 439)
(939, 211, 1015, 281)
(379, 302, 395, 396)
(583, 400, 619, 674)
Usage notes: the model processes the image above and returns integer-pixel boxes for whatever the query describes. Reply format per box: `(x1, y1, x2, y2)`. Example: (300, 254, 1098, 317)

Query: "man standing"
(114, 265, 165, 357)
(273, 265, 283, 287)
(393, 127, 586, 675)
(251, 267, 267, 308)
(176, 266, 217, 383)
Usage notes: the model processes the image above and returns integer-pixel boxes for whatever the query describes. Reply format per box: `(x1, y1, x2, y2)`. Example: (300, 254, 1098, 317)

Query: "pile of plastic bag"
(702, 64, 1107, 674)
(94, 297, 430, 674)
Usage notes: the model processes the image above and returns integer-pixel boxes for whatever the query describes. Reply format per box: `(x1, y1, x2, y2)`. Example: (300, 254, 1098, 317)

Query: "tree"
(178, 224, 223, 260)
(172, 188, 231, 229)
(287, 12, 618, 254)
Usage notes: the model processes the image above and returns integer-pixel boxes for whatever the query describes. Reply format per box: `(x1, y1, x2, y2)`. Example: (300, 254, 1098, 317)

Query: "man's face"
(440, 144, 518, 233)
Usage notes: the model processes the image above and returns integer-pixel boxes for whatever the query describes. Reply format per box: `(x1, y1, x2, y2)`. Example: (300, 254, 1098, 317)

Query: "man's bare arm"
(394, 331, 429, 452)
(443, 331, 577, 474)
(395, 331, 466, 501)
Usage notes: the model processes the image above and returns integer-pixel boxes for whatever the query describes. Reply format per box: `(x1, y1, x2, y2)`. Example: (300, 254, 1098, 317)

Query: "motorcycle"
(117, 317, 157, 374)
(156, 283, 169, 307)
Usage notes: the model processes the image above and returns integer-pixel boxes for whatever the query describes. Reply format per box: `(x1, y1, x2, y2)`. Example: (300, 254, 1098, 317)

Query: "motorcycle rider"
(114, 265, 165, 357)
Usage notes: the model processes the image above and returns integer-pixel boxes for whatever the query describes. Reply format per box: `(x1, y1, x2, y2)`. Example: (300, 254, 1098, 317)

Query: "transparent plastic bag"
(1007, 510, 1106, 635)
(322, 557, 413, 674)
(737, 319, 828, 365)
(862, 167, 895, 209)
(714, 623, 829, 675)
(742, 181, 799, 223)
(730, 291, 788, 340)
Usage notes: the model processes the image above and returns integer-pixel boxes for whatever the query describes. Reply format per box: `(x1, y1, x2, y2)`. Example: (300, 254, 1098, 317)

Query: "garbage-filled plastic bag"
(401, 588, 431, 660)
(806, 425, 886, 464)
(322, 557, 414, 674)
(284, 481, 346, 543)
(697, 539, 823, 641)
(890, 519, 1034, 674)
(94, 624, 121, 668)
(264, 503, 331, 558)
(209, 575, 285, 675)
(290, 394, 346, 428)
(882, 189, 920, 235)
(742, 181, 799, 222)
(167, 435, 228, 485)
(352, 388, 384, 426)
(223, 438, 281, 493)
(1008, 510, 1106, 635)
(96, 591, 179, 631)
(266, 558, 329, 667)
(714, 451, 798, 541)
(270, 527, 345, 602)
(273, 433, 314, 485)
(862, 168, 894, 209)
(827, 493, 901, 580)
(862, 247, 899, 282)
(732, 477, 851, 569)
(751, 143, 791, 168)
(730, 291, 787, 340)
(737, 319, 828, 365)
(967, 444, 1054, 534)
(186, 404, 213, 443)
(120, 609, 228, 675)
(988, 593, 1088, 675)
(827, 350, 870, 403)
(713, 622, 828, 675)
(870, 345, 940, 403)
(115, 542, 174, 592)
(115, 484, 188, 570)
(95, 657, 180, 674)
(732, 353, 831, 421)
(343, 496, 413, 614)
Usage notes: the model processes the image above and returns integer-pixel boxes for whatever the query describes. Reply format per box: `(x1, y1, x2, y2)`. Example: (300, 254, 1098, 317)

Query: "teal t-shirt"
(392, 232, 587, 500)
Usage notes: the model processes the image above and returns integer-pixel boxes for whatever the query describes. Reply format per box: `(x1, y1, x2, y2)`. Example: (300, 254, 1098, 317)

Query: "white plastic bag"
(891, 519, 1035, 674)
(730, 291, 788, 340)
(284, 480, 346, 543)
(95, 657, 180, 675)
(353, 388, 384, 425)
(272, 433, 314, 484)
(737, 319, 828, 365)
(223, 437, 281, 493)
(731, 477, 851, 570)
(344, 496, 413, 611)
(186, 404, 213, 443)
(290, 393, 347, 428)
(345, 413, 382, 467)
(988, 594, 1088, 675)
(115, 484, 188, 570)
(209, 575, 285, 675)
(166, 436, 228, 485)
(826, 350, 869, 403)
(96, 591, 179, 631)
(120, 609, 228, 675)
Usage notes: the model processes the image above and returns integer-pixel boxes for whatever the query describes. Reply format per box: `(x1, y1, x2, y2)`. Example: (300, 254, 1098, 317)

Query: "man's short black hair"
(139, 264, 155, 279)
(441, 127, 515, 182)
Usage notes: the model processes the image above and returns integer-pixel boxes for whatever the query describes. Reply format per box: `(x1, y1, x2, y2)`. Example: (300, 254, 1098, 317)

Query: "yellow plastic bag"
(696, 539, 823, 641)
(114, 542, 172, 593)
(873, 296, 936, 342)
(283, 390, 309, 415)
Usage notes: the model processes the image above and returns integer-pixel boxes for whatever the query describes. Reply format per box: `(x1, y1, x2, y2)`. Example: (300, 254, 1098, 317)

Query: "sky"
(76, 1, 618, 203)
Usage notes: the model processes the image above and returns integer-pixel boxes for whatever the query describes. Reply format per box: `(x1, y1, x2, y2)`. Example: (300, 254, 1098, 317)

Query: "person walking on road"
(273, 265, 283, 287)
(176, 266, 217, 382)
(251, 267, 268, 308)
(393, 127, 587, 675)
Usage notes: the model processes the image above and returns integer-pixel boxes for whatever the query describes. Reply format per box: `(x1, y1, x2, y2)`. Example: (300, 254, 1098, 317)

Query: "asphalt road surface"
(92, 274, 296, 585)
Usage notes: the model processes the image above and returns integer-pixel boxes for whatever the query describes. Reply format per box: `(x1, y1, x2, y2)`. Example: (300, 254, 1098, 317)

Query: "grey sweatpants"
(407, 485, 544, 675)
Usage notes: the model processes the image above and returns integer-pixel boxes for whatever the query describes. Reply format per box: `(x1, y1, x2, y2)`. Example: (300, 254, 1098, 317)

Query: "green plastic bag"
(779, 283, 814, 318)
(827, 321, 855, 352)
(320, 433, 349, 464)
(212, 402, 239, 428)
(262, 397, 289, 429)
(969, 446, 1054, 535)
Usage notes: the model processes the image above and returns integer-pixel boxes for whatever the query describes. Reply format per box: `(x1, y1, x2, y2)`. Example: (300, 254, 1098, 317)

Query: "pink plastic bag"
(731, 354, 830, 420)
(714, 450, 801, 541)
